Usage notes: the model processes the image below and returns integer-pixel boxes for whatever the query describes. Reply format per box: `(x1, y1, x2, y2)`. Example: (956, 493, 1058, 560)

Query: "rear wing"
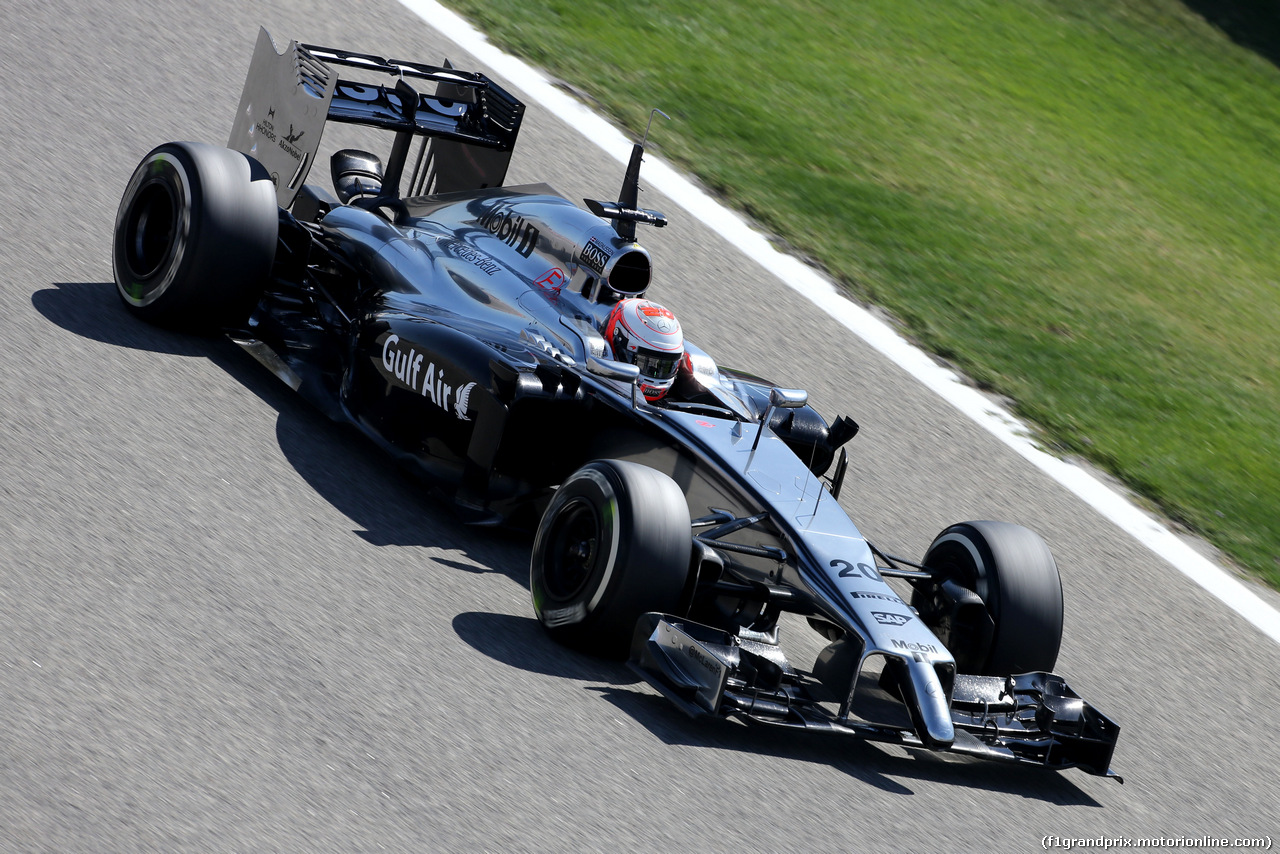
(228, 28, 525, 208)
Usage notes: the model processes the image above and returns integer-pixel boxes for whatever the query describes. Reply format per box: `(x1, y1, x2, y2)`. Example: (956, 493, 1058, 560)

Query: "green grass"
(441, 0, 1280, 588)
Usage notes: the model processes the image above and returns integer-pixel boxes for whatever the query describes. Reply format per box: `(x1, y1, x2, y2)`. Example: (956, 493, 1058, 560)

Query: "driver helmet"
(602, 298, 684, 401)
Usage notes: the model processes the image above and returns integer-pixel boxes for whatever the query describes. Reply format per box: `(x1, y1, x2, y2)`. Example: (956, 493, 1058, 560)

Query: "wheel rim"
(116, 152, 191, 308)
(125, 178, 179, 280)
(918, 538, 991, 669)
(543, 497, 601, 602)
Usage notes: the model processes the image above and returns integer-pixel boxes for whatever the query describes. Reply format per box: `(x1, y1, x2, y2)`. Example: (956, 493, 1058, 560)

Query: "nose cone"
(894, 657, 955, 748)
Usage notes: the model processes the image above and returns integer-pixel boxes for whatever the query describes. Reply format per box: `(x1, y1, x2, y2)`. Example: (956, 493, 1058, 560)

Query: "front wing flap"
(628, 613, 1121, 780)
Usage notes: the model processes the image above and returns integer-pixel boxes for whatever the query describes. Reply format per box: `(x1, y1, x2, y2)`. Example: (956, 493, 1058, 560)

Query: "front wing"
(629, 614, 1122, 780)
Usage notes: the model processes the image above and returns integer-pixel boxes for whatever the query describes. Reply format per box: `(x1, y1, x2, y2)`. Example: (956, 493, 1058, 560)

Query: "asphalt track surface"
(2, 2, 1278, 851)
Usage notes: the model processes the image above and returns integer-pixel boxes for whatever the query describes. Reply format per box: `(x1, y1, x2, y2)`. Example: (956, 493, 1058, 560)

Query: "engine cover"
(402, 184, 653, 300)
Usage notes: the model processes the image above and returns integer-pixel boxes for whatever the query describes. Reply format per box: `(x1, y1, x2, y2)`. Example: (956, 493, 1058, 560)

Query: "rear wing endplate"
(228, 28, 525, 208)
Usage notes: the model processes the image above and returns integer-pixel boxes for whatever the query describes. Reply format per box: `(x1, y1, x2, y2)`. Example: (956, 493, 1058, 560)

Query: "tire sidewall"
(111, 141, 276, 329)
(113, 146, 198, 310)
(919, 521, 1063, 675)
(531, 464, 624, 629)
(925, 525, 1002, 624)
(531, 460, 690, 656)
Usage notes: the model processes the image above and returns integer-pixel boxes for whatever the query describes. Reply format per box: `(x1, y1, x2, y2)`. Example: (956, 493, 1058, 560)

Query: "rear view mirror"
(755, 388, 810, 450)
(587, 356, 641, 383)
(769, 387, 808, 409)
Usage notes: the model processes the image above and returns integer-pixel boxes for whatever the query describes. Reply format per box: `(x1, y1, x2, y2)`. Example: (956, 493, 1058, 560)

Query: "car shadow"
(38, 282, 1105, 805)
(32, 281, 530, 584)
(597, 684, 1106, 804)
(271, 405, 530, 582)
(598, 686, 916, 797)
(452, 611, 639, 684)
(452, 610, 1105, 806)
(35, 281, 216, 357)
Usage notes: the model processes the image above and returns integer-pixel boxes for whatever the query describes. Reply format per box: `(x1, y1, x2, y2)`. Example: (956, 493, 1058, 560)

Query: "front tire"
(112, 141, 277, 329)
(531, 460, 691, 658)
(913, 521, 1063, 675)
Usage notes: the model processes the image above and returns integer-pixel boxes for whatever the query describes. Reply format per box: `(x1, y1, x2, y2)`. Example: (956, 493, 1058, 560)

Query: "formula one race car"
(111, 30, 1120, 779)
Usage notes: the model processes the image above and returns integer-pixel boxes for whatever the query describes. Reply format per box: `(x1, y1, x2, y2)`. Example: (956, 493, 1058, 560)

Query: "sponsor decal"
(890, 639, 938, 654)
(420, 362, 454, 410)
(850, 590, 905, 603)
(534, 267, 567, 290)
(381, 334, 477, 420)
(453, 244, 501, 276)
(454, 382, 477, 421)
(251, 115, 306, 163)
(696, 420, 714, 428)
(683, 643, 722, 677)
(872, 611, 913, 627)
(382, 333, 424, 391)
(638, 304, 678, 334)
(254, 119, 277, 143)
(684, 351, 719, 379)
(477, 205, 539, 257)
(831, 559, 883, 582)
(532, 268, 567, 303)
(580, 237, 611, 274)
(278, 136, 306, 163)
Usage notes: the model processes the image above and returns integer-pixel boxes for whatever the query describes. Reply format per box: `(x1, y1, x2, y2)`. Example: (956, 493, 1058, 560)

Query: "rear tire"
(913, 521, 1063, 675)
(112, 141, 277, 329)
(531, 460, 691, 658)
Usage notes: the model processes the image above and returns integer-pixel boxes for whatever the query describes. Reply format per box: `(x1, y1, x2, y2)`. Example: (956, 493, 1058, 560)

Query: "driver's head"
(602, 298, 684, 401)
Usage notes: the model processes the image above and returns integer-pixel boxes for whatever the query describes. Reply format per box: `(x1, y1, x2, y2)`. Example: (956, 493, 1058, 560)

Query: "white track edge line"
(399, 0, 1280, 645)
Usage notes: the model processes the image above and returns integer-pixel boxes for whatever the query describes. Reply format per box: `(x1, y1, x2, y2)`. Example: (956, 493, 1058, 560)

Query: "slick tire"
(113, 141, 277, 330)
(914, 520, 1063, 676)
(531, 460, 691, 659)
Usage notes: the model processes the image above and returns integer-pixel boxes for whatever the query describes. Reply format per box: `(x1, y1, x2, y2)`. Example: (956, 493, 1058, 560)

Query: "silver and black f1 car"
(112, 30, 1121, 780)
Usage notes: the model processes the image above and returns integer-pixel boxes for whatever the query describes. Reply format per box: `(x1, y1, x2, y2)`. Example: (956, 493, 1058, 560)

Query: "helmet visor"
(633, 347, 681, 381)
